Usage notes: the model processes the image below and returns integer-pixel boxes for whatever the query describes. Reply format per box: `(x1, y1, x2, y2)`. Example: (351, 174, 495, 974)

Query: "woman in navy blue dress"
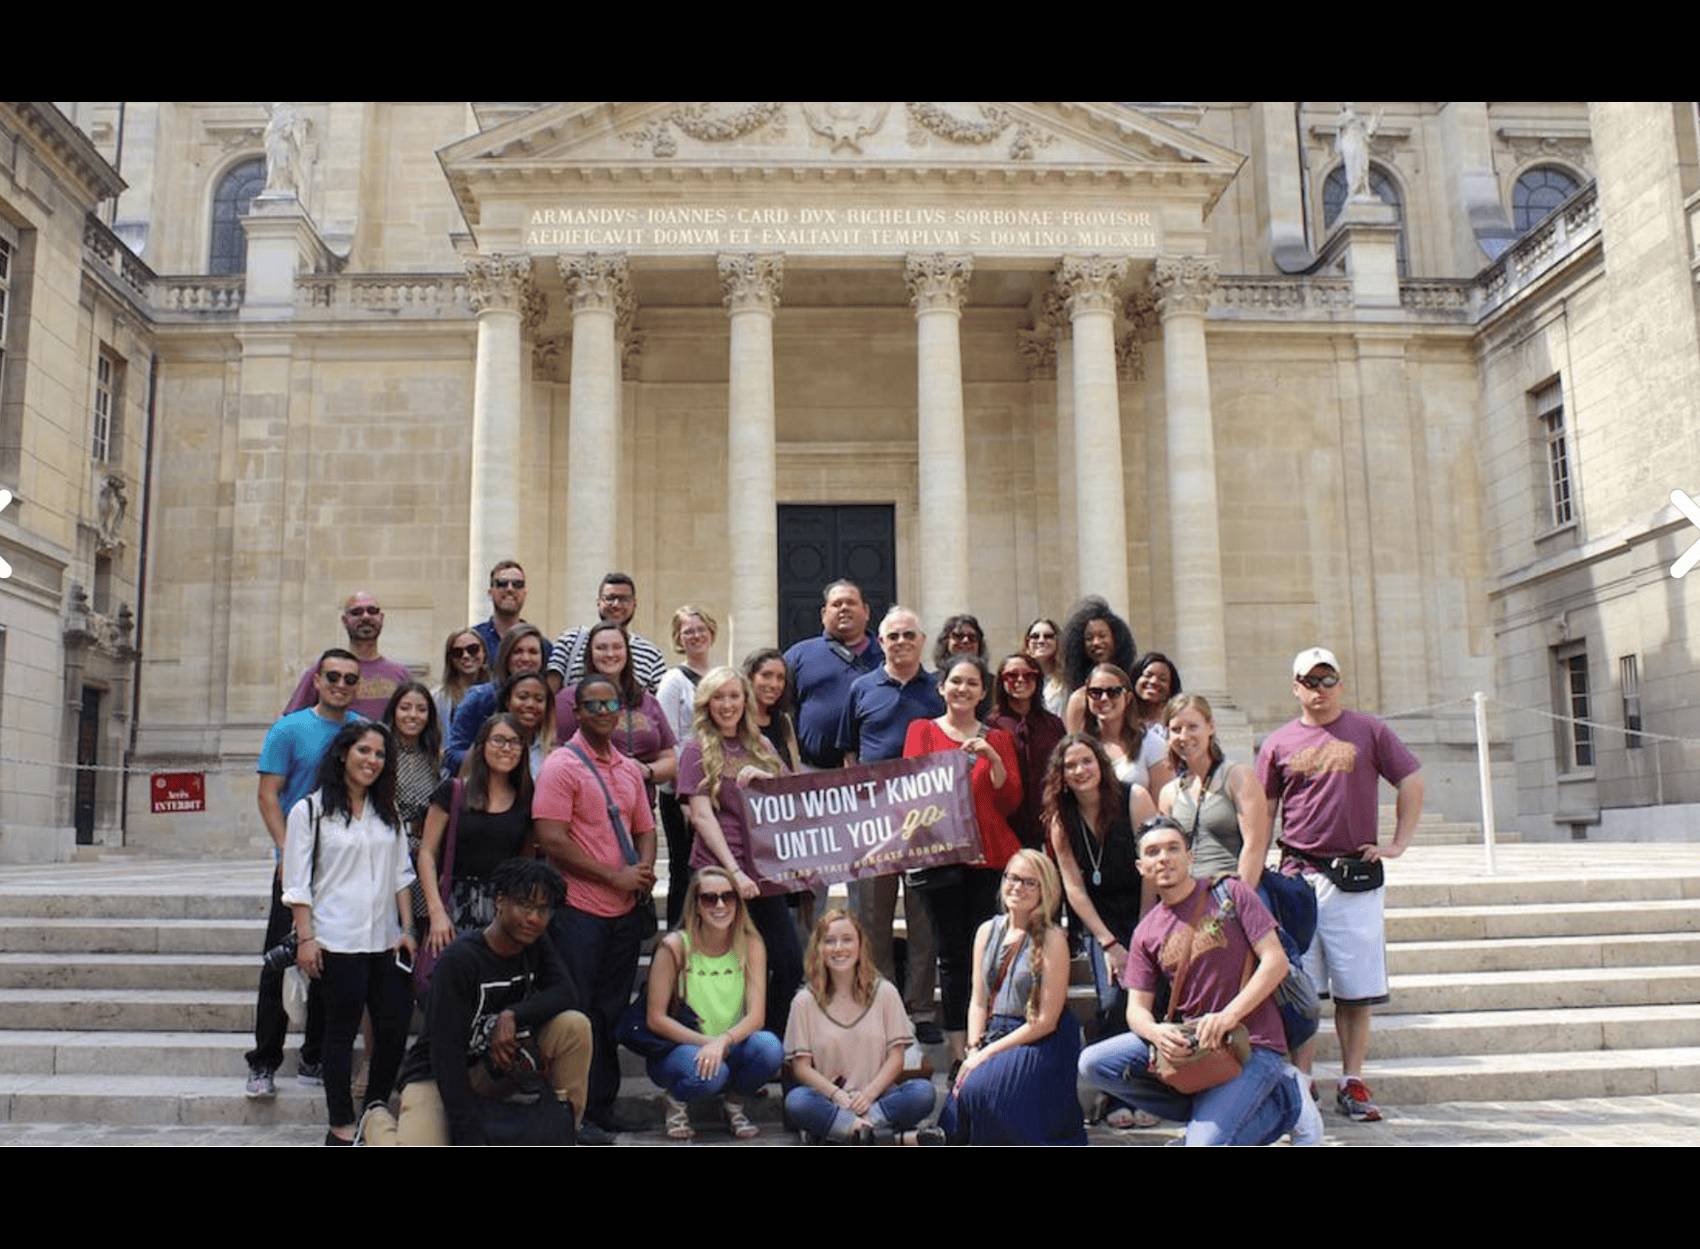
(938, 848, 1087, 1146)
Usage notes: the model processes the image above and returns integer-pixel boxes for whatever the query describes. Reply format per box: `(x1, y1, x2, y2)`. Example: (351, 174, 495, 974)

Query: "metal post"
(1473, 690, 1498, 876)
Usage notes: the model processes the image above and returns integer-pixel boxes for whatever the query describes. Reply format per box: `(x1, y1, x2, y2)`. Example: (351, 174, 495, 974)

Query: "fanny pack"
(1278, 841, 1384, 893)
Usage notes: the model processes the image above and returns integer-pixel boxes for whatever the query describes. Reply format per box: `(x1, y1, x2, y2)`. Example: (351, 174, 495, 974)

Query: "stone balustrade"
(1210, 275, 1354, 318)
(1478, 182, 1599, 317)
(82, 212, 152, 303)
(1399, 279, 1476, 317)
(295, 274, 472, 316)
(152, 276, 245, 316)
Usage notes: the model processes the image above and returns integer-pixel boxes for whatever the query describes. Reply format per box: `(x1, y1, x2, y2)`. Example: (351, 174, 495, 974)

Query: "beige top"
(784, 977, 913, 1090)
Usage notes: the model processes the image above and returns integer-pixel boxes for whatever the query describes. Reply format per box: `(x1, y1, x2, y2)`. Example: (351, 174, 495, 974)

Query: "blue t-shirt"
(257, 706, 360, 818)
(835, 667, 945, 764)
(442, 682, 500, 777)
(785, 633, 883, 768)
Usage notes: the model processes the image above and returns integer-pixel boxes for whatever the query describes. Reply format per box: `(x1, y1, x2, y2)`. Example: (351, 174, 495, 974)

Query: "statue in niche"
(96, 474, 127, 553)
(262, 102, 311, 198)
(1334, 102, 1383, 201)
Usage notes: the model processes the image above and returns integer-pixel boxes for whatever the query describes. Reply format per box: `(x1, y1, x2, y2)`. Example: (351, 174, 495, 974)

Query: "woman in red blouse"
(903, 653, 1022, 1063)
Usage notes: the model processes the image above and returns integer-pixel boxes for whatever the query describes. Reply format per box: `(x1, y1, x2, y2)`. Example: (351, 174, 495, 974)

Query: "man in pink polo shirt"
(533, 675, 657, 1144)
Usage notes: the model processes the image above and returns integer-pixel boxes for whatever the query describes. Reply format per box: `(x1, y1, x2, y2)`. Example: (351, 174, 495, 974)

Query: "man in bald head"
(283, 590, 415, 721)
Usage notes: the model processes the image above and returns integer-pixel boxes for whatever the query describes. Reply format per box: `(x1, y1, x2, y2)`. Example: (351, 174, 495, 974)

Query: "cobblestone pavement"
(4, 1094, 1699, 1146)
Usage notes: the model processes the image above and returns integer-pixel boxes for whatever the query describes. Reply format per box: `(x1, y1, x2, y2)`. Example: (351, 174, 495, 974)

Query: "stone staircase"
(1, 845, 1696, 1135)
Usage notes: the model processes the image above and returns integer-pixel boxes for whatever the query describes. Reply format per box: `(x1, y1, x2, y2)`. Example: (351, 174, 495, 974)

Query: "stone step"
(0, 990, 256, 1033)
(0, 953, 256, 992)
(1388, 933, 1700, 975)
(1328, 965, 1700, 1015)
(1384, 899, 1700, 942)
(1383, 876, 1700, 909)
(0, 894, 265, 920)
(1310, 1004, 1700, 1060)
(0, 918, 263, 955)
(0, 1031, 333, 1078)
(1312, 1047, 1700, 1104)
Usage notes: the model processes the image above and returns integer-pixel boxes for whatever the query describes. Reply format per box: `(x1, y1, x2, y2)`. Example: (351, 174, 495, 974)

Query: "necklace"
(1075, 810, 1106, 888)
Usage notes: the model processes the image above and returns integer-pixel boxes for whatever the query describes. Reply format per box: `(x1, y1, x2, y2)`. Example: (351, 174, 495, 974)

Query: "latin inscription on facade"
(523, 204, 1160, 254)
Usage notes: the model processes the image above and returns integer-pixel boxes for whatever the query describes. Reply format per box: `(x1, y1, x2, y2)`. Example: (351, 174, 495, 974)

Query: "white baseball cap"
(1292, 646, 1340, 678)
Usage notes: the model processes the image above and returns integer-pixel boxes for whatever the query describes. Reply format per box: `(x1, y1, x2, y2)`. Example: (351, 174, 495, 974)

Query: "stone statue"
(96, 474, 127, 552)
(1335, 102, 1383, 201)
(262, 102, 310, 198)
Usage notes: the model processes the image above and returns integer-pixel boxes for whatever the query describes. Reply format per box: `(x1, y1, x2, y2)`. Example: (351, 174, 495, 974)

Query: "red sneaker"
(1335, 1077, 1382, 1122)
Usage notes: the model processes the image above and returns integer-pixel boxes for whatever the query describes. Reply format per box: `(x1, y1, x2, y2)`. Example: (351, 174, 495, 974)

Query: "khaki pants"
(363, 1010, 592, 1146)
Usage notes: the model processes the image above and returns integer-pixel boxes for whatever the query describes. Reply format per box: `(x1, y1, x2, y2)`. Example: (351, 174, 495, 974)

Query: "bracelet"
(297, 934, 316, 944)
(1099, 935, 1120, 950)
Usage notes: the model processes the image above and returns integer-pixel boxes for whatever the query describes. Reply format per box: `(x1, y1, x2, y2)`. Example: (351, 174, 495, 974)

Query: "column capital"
(464, 254, 533, 315)
(1055, 254, 1129, 318)
(1152, 255, 1220, 319)
(905, 252, 973, 315)
(557, 252, 631, 314)
(718, 252, 785, 314)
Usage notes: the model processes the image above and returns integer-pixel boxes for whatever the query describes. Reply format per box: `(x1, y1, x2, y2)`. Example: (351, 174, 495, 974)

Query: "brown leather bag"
(1147, 890, 1254, 1095)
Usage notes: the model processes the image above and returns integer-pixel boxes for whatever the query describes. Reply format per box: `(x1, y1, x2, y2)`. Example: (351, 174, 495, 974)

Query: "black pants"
(747, 894, 804, 1043)
(318, 949, 412, 1128)
(550, 904, 644, 1125)
(245, 869, 325, 1073)
(922, 868, 1002, 1032)
(659, 792, 694, 930)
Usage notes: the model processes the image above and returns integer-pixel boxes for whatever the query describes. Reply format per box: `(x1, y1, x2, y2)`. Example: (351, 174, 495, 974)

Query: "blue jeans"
(784, 1077, 937, 1141)
(1077, 1035, 1298, 1146)
(647, 1031, 784, 1102)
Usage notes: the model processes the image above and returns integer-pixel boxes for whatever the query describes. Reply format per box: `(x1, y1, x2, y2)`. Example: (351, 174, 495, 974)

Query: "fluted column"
(1153, 255, 1228, 693)
(1056, 255, 1131, 616)
(558, 253, 630, 617)
(905, 253, 973, 633)
(719, 253, 784, 658)
(465, 254, 533, 623)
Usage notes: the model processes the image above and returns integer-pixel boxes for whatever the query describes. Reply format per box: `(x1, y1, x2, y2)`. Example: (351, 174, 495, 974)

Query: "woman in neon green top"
(643, 866, 782, 1140)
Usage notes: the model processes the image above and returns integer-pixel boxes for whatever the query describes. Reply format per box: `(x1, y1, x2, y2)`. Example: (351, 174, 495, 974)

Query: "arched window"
(1512, 166, 1582, 235)
(208, 158, 266, 276)
(1323, 162, 1409, 278)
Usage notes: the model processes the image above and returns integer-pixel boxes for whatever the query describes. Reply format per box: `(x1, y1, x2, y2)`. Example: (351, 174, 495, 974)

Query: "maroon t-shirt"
(1256, 709, 1420, 861)
(1123, 877, 1287, 1054)
(284, 655, 414, 723)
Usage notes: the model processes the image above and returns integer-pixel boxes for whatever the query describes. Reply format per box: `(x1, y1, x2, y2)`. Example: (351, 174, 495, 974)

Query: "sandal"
(664, 1095, 695, 1141)
(1105, 1105, 1161, 1130)
(723, 1096, 760, 1140)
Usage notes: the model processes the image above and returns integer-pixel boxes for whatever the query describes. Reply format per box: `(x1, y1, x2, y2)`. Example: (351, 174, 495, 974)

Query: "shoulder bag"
(616, 934, 702, 1059)
(566, 742, 659, 942)
(1147, 886, 1253, 1095)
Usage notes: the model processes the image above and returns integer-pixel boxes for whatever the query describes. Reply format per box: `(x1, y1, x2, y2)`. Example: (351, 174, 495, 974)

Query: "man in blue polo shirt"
(244, 647, 362, 1100)
(838, 605, 944, 1041)
(784, 579, 883, 769)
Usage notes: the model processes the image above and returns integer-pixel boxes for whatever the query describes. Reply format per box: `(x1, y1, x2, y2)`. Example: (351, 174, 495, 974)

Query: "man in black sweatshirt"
(361, 858, 592, 1146)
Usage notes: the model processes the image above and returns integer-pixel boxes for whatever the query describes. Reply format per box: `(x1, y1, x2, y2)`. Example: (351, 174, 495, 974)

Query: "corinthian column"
(465, 254, 533, 623)
(1153, 255, 1228, 693)
(905, 253, 973, 633)
(1056, 254, 1131, 617)
(558, 253, 630, 618)
(719, 253, 784, 657)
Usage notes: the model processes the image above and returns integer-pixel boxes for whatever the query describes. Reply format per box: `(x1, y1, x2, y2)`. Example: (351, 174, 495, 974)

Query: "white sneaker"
(1287, 1064, 1324, 1146)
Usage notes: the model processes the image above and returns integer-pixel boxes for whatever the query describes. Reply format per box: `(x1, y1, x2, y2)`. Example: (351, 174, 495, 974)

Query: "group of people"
(247, 564, 1424, 1147)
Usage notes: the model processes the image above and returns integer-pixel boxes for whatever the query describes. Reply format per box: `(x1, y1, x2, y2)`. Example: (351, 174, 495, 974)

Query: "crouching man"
(1077, 817, 1322, 1147)
(361, 859, 591, 1146)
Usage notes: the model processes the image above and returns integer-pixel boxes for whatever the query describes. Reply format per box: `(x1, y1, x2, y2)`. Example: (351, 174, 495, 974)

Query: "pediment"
(439, 102, 1245, 224)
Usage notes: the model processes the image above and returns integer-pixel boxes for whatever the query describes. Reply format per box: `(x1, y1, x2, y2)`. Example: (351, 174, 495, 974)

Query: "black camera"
(262, 931, 299, 973)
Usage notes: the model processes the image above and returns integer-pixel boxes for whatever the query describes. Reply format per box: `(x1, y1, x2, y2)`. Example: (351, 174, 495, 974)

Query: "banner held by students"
(744, 751, 982, 894)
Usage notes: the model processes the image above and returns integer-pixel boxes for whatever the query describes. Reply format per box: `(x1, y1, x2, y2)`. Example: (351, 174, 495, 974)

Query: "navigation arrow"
(1673, 489, 1700, 580)
(0, 489, 12, 579)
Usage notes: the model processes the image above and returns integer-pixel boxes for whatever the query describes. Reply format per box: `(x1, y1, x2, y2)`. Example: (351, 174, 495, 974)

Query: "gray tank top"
(979, 914, 1036, 1017)
(1167, 763, 1244, 879)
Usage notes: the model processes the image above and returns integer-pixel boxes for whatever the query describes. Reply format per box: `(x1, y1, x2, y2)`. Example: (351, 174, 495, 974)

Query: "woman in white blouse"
(284, 721, 418, 1146)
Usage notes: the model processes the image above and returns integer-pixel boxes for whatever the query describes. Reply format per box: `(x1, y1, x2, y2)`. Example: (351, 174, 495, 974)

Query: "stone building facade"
(1, 101, 1696, 861)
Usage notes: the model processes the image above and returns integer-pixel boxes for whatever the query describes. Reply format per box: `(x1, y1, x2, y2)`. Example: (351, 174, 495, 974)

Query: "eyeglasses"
(950, 630, 981, 644)
(344, 605, 382, 618)
(1297, 674, 1341, 690)
(1002, 871, 1040, 891)
(883, 630, 919, 643)
(1001, 670, 1037, 687)
(449, 643, 483, 659)
(487, 735, 524, 751)
(578, 697, 624, 714)
(1085, 686, 1127, 701)
(503, 898, 553, 918)
(599, 592, 634, 606)
(492, 578, 526, 590)
(319, 671, 360, 686)
(698, 890, 737, 908)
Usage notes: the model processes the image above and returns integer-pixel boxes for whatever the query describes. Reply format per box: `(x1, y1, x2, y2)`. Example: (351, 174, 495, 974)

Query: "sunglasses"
(1027, 630, 1055, 641)
(319, 671, 360, 686)
(1297, 674, 1341, 690)
(1001, 670, 1037, 687)
(492, 578, 525, 590)
(1085, 686, 1127, 700)
(344, 605, 382, 618)
(449, 643, 483, 659)
(950, 630, 981, 644)
(578, 697, 624, 714)
(698, 890, 737, 908)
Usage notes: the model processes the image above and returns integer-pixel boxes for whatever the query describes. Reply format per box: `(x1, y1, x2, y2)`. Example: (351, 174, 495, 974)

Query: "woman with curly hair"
(937, 848, 1087, 1146)
(931, 612, 986, 671)
(1059, 596, 1137, 733)
(678, 666, 803, 1040)
(784, 909, 941, 1145)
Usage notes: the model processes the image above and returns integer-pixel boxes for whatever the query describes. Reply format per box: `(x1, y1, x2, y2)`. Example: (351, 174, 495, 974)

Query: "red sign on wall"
(151, 772, 206, 813)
